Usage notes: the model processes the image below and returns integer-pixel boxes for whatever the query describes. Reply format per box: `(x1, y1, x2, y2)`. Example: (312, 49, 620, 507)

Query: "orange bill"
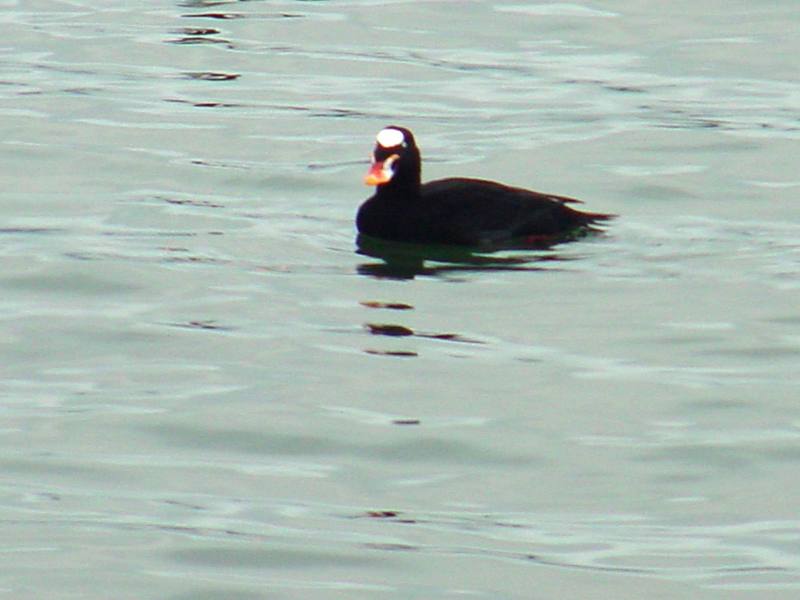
(364, 154, 398, 185)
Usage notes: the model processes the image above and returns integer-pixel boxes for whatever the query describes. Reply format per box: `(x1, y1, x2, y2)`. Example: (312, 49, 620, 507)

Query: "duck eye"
(374, 145, 401, 162)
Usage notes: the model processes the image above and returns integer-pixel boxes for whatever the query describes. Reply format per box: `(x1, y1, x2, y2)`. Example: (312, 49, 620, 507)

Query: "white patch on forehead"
(376, 128, 405, 148)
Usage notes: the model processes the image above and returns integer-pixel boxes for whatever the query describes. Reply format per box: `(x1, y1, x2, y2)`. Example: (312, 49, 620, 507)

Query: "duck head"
(364, 126, 421, 191)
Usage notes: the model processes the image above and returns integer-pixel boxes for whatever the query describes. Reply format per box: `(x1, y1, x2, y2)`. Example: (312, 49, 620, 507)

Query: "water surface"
(1, 1, 799, 598)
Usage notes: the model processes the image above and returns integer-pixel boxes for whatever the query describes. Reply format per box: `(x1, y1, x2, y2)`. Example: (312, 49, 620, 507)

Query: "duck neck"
(379, 165, 421, 201)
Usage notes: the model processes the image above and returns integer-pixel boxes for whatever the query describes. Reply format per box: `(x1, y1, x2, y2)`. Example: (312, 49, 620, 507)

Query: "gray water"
(2, 1, 800, 598)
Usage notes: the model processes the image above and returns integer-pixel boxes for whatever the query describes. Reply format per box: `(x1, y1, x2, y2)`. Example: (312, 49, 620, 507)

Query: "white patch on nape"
(376, 128, 405, 148)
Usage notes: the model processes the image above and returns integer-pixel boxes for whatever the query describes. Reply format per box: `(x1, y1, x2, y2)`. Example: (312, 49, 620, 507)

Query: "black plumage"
(357, 126, 612, 248)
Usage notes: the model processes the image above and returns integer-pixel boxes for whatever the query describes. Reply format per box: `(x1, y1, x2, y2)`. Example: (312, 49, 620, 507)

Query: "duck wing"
(420, 178, 608, 246)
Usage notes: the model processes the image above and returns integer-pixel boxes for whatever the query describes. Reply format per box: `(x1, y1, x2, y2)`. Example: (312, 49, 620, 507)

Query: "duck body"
(358, 176, 608, 247)
(356, 126, 612, 248)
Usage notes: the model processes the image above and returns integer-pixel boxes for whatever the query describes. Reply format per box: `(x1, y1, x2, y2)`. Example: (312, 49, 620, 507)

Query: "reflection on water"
(3, 0, 800, 597)
(355, 232, 590, 279)
(365, 322, 485, 344)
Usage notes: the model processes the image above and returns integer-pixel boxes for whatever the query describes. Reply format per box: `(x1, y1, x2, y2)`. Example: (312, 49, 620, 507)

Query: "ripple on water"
(3, 0, 800, 597)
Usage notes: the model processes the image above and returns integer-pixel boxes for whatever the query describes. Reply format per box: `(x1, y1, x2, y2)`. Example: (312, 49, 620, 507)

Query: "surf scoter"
(356, 126, 612, 248)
